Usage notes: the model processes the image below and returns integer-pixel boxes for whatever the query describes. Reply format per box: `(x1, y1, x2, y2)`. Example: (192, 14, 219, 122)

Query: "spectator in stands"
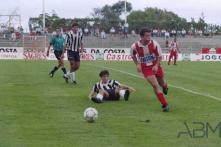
(118, 23, 123, 36)
(11, 32, 16, 41)
(44, 27, 48, 35)
(15, 31, 21, 40)
(157, 28, 161, 37)
(188, 29, 193, 36)
(165, 31, 170, 39)
(199, 30, 203, 37)
(124, 23, 129, 38)
(161, 29, 166, 37)
(110, 27, 115, 37)
(131, 30, 136, 37)
(177, 30, 182, 37)
(95, 28, 100, 37)
(181, 29, 186, 37)
(153, 29, 158, 37)
(171, 29, 176, 37)
(84, 27, 89, 36)
(36, 27, 41, 35)
(100, 30, 106, 39)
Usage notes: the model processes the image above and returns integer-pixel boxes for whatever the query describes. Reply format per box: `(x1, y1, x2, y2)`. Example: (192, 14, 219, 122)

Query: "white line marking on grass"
(86, 64, 221, 102)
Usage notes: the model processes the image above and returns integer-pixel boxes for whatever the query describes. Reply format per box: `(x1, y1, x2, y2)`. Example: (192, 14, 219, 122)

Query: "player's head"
(140, 27, 152, 43)
(99, 70, 109, 83)
(55, 28, 61, 36)
(72, 23, 79, 33)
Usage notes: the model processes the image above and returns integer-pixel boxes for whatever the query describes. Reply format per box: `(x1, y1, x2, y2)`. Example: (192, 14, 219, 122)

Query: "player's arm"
(130, 43, 141, 72)
(61, 34, 69, 57)
(119, 84, 136, 92)
(80, 33, 84, 53)
(89, 85, 100, 99)
(46, 44, 51, 57)
(169, 41, 172, 48)
(80, 42, 84, 53)
(88, 90, 97, 99)
(155, 41, 163, 66)
(155, 55, 162, 67)
(47, 38, 53, 57)
(152, 41, 162, 73)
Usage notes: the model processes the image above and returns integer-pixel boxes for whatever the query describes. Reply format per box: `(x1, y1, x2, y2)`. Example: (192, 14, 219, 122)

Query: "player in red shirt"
(168, 38, 180, 65)
(131, 28, 169, 112)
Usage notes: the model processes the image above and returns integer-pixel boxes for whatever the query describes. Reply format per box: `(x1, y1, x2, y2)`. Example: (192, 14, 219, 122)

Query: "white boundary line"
(86, 64, 221, 102)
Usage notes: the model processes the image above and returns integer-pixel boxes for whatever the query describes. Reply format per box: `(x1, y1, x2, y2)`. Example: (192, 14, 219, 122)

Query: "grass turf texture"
(0, 60, 221, 147)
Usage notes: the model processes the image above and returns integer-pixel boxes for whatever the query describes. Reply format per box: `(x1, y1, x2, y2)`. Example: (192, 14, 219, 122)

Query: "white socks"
(69, 72, 76, 82)
(96, 93, 103, 100)
(119, 90, 126, 97)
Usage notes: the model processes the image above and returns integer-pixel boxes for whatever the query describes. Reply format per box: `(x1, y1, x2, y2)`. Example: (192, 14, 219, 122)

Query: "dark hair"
(99, 70, 109, 77)
(140, 27, 151, 37)
(72, 23, 79, 27)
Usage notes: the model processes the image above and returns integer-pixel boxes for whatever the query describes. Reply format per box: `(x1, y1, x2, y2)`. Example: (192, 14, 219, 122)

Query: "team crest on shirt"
(140, 55, 155, 64)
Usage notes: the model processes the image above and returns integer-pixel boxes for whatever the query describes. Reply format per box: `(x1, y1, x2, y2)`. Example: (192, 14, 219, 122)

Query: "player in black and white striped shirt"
(63, 23, 83, 84)
(89, 70, 135, 103)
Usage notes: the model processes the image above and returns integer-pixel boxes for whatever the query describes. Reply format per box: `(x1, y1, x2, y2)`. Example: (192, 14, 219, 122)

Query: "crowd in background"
(0, 24, 217, 42)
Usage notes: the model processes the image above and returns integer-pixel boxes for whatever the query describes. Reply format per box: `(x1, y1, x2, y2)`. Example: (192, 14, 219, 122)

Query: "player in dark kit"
(89, 70, 135, 103)
(62, 23, 83, 84)
(46, 28, 67, 79)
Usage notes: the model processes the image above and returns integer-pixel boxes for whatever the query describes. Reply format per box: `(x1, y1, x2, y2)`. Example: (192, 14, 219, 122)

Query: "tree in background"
(91, 1, 132, 32)
(127, 7, 189, 32)
(28, 4, 220, 35)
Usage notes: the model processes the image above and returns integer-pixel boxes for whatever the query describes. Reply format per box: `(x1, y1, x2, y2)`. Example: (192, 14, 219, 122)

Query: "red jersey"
(131, 40, 162, 67)
(169, 41, 178, 52)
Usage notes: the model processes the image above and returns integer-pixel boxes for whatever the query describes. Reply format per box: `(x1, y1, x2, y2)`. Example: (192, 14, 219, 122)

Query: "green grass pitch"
(0, 60, 221, 147)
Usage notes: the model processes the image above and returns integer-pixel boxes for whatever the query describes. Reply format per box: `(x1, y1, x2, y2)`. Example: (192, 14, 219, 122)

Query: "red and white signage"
(104, 53, 132, 61)
(23, 50, 47, 60)
(80, 53, 96, 61)
(46, 52, 96, 61)
(1, 47, 221, 62)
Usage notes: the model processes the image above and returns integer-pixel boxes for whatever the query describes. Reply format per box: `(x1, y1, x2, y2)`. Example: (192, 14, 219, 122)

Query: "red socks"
(157, 93, 168, 106)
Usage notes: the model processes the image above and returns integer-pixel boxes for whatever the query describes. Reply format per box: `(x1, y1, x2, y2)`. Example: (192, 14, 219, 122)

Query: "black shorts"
(67, 50, 80, 62)
(103, 89, 120, 101)
(54, 50, 63, 60)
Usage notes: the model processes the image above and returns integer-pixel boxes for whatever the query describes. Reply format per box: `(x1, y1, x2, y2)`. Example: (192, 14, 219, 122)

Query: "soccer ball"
(83, 107, 98, 122)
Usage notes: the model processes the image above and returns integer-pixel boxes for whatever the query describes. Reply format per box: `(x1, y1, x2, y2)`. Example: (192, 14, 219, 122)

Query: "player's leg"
(105, 89, 120, 101)
(146, 75, 169, 112)
(91, 90, 109, 103)
(174, 52, 178, 65)
(156, 66, 168, 95)
(115, 88, 130, 101)
(57, 55, 67, 76)
(168, 51, 172, 65)
(74, 61, 80, 71)
(65, 51, 78, 84)
(69, 52, 80, 84)
(68, 60, 77, 84)
(49, 51, 61, 77)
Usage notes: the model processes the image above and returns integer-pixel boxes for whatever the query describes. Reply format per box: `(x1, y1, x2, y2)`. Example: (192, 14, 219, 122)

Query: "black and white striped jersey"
(65, 30, 83, 52)
(92, 80, 121, 93)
